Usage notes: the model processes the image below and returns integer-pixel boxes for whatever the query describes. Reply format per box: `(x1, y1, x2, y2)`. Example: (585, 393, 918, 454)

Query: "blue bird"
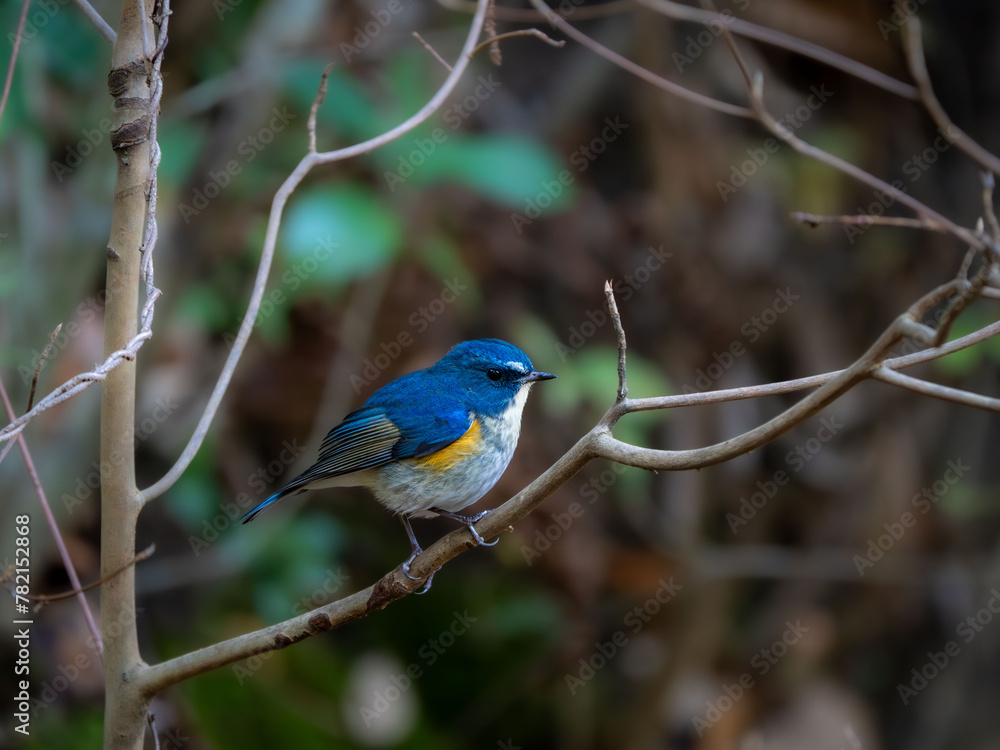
(240, 339, 555, 591)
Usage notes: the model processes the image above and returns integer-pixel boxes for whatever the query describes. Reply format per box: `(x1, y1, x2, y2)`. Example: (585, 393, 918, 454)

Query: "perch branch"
(137, 264, 993, 693)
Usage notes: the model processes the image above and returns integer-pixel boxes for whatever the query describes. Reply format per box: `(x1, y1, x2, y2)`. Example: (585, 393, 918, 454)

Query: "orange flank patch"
(417, 418, 482, 472)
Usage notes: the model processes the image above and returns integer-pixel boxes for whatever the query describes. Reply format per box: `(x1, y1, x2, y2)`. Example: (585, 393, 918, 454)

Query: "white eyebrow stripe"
(505, 360, 528, 372)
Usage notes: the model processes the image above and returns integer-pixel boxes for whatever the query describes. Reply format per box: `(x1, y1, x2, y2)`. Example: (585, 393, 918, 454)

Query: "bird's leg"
(429, 507, 500, 547)
(400, 515, 434, 594)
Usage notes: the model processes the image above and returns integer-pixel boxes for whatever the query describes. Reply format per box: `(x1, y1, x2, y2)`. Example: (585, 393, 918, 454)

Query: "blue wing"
(240, 371, 472, 523)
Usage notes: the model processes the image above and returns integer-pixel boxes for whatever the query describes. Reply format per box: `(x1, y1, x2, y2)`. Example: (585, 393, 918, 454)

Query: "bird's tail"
(239, 481, 306, 524)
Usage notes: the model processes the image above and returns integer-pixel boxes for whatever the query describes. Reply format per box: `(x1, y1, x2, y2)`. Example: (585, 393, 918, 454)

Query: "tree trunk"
(101, 3, 155, 748)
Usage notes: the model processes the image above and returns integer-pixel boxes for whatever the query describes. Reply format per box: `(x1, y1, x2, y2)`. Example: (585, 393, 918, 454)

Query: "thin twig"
(605, 280, 627, 402)
(437, 0, 637, 22)
(627, 317, 1000, 413)
(140, 0, 493, 506)
(307, 63, 335, 154)
(701, 0, 984, 253)
(470, 28, 565, 58)
(0, 0, 30, 127)
(72, 0, 118, 44)
(793, 212, 950, 234)
(485, 0, 501, 65)
(147, 712, 161, 750)
(873, 367, 1000, 412)
(529, 0, 754, 119)
(981, 172, 1000, 242)
(27, 324, 63, 412)
(639, 0, 919, 100)
(413, 32, 453, 71)
(0, 375, 104, 657)
(4, 546, 156, 607)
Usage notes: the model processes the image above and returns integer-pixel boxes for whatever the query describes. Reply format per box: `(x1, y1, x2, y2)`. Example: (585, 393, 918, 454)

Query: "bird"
(240, 338, 555, 591)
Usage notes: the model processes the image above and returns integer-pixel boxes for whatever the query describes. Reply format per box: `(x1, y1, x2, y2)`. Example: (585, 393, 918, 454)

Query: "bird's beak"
(524, 370, 556, 383)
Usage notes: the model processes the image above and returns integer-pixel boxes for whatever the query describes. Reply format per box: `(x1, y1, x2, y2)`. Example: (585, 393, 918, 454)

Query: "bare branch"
(413, 32, 453, 71)
(1, 545, 156, 607)
(27, 324, 63, 412)
(902, 13, 1000, 178)
(140, 0, 493, 505)
(605, 280, 628, 403)
(471, 28, 565, 59)
(699, 0, 984, 252)
(72, 0, 118, 44)
(639, 0, 919, 100)
(793, 212, 954, 235)
(307, 63, 335, 154)
(137, 436, 595, 696)
(0, 0, 30, 126)
(873, 367, 1000, 412)
(528, 0, 754, 119)
(438, 0, 637, 22)
(981, 172, 1000, 242)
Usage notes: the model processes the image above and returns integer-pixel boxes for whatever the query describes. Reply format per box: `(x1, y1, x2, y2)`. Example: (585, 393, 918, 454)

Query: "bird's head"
(432, 338, 556, 417)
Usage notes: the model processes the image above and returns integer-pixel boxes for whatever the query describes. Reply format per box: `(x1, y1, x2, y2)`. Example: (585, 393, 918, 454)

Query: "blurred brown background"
(2, 0, 999, 747)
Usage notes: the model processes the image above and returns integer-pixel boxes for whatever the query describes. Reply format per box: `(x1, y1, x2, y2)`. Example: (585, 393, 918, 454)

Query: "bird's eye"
(487, 368, 502, 382)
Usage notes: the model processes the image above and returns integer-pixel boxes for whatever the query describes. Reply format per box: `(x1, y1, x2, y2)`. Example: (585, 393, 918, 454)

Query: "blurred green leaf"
(281, 185, 403, 284)
(175, 281, 232, 331)
(157, 122, 207, 187)
(395, 134, 574, 209)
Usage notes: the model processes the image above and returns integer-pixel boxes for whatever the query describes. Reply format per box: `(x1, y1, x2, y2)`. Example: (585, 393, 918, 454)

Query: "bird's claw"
(402, 552, 435, 594)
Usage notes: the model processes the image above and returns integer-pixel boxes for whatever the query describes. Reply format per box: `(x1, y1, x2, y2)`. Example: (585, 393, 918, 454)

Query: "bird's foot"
(401, 549, 435, 594)
(430, 507, 501, 547)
